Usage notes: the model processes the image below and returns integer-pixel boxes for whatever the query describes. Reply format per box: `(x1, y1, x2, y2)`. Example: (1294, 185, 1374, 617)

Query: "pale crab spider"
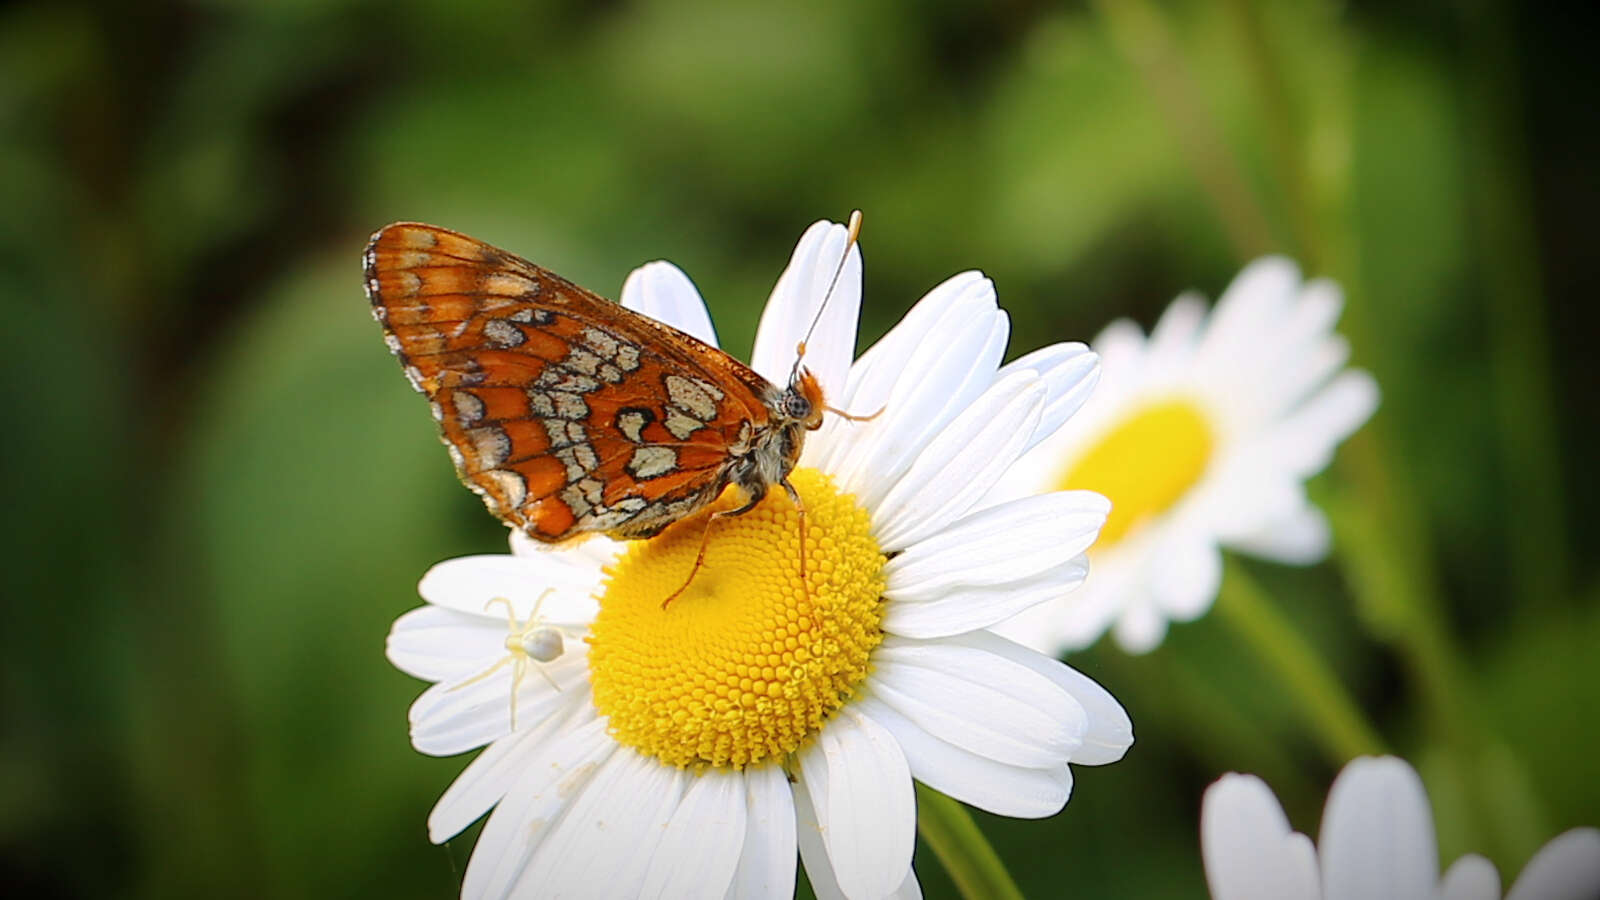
(449, 588, 565, 729)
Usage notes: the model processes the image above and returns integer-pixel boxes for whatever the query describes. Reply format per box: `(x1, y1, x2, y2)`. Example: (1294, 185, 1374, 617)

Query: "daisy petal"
(387, 605, 507, 682)
(462, 717, 613, 900)
(1271, 369, 1380, 477)
(871, 636, 1084, 767)
(794, 773, 847, 900)
(951, 630, 1132, 764)
(812, 273, 1006, 500)
(514, 749, 688, 898)
(751, 219, 861, 403)
(1505, 828, 1600, 900)
(890, 866, 923, 900)
(871, 372, 1047, 550)
(428, 710, 570, 843)
(408, 650, 585, 755)
(1114, 602, 1170, 654)
(1439, 854, 1500, 900)
(1318, 756, 1439, 900)
(884, 491, 1108, 598)
(797, 707, 916, 900)
(1201, 773, 1321, 900)
(859, 696, 1073, 819)
(997, 342, 1100, 453)
(1228, 503, 1332, 565)
(723, 765, 798, 900)
(1147, 294, 1208, 359)
(1148, 532, 1222, 623)
(881, 556, 1089, 640)
(620, 260, 719, 348)
(418, 554, 600, 626)
(641, 768, 746, 899)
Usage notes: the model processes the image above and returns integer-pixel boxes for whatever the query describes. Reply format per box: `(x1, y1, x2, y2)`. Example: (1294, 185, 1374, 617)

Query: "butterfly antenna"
(789, 210, 863, 382)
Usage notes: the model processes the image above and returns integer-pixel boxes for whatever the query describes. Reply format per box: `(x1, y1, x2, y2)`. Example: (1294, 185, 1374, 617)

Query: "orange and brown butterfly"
(363, 218, 861, 566)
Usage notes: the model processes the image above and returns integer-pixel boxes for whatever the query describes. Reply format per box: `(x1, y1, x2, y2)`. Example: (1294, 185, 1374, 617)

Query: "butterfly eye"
(783, 392, 812, 421)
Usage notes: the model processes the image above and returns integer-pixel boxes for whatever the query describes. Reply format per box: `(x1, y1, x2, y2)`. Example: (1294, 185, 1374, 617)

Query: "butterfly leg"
(660, 491, 764, 609)
(780, 479, 813, 616)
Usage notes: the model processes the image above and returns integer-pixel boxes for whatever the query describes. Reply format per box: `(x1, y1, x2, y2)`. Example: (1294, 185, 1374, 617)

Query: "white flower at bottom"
(386, 218, 1133, 899)
(1202, 756, 1600, 900)
(992, 257, 1380, 654)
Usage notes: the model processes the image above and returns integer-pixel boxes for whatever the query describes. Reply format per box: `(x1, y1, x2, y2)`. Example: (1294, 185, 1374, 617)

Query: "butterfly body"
(364, 222, 825, 543)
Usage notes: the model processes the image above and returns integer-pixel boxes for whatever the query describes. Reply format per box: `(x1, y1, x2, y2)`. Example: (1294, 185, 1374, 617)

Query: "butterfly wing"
(365, 222, 779, 540)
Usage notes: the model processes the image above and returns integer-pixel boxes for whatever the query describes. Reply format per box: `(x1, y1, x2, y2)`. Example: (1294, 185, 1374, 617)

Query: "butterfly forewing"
(365, 223, 779, 541)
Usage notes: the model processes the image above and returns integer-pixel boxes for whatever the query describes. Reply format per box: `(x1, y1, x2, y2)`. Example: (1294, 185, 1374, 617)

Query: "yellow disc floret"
(587, 468, 886, 769)
(1059, 398, 1216, 549)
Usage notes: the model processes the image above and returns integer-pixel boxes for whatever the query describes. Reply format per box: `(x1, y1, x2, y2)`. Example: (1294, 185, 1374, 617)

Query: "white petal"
(1148, 532, 1222, 622)
(723, 765, 798, 900)
(1147, 294, 1208, 359)
(797, 707, 916, 900)
(1113, 600, 1170, 654)
(428, 706, 577, 843)
(858, 696, 1072, 819)
(889, 866, 923, 900)
(620, 260, 719, 348)
(1092, 318, 1149, 374)
(751, 219, 861, 403)
(1505, 828, 1600, 900)
(407, 648, 587, 756)
(1200, 257, 1302, 367)
(1228, 503, 1332, 565)
(1270, 370, 1380, 477)
(794, 773, 847, 900)
(884, 491, 1108, 598)
(641, 769, 747, 899)
(1440, 854, 1500, 900)
(1319, 757, 1439, 900)
(871, 636, 1084, 767)
(871, 372, 1047, 550)
(513, 749, 688, 898)
(1201, 773, 1321, 900)
(881, 556, 1089, 640)
(387, 605, 507, 683)
(811, 274, 1005, 501)
(461, 717, 614, 900)
(996, 343, 1101, 453)
(418, 554, 600, 627)
(949, 629, 1133, 764)
(508, 528, 625, 568)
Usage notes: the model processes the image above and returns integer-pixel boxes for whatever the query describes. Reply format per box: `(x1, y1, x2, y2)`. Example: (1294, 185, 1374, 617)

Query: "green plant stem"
(915, 784, 1024, 900)
(1213, 563, 1387, 765)
(1456, 0, 1570, 617)
(1092, 0, 1279, 260)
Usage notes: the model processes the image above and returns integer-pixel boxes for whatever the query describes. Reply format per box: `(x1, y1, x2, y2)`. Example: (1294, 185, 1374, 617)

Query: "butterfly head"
(780, 367, 827, 431)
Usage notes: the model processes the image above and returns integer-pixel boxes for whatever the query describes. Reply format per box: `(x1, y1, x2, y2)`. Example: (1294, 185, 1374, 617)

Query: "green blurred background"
(3, 0, 1596, 896)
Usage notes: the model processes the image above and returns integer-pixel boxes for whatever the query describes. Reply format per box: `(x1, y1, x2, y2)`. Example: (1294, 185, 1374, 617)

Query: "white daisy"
(990, 257, 1380, 654)
(1202, 756, 1600, 900)
(385, 218, 1133, 899)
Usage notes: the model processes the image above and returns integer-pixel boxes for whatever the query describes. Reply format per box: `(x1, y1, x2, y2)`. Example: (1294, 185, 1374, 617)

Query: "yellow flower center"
(1058, 398, 1215, 549)
(587, 468, 886, 769)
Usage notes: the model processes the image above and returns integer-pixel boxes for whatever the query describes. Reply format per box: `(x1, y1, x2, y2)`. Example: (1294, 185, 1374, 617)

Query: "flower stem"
(915, 784, 1024, 900)
(1092, 0, 1279, 260)
(1213, 563, 1387, 764)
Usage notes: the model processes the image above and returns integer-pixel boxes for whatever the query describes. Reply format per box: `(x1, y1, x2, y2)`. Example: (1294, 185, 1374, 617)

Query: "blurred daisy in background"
(386, 218, 1131, 899)
(992, 257, 1380, 654)
(1202, 756, 1600, 900)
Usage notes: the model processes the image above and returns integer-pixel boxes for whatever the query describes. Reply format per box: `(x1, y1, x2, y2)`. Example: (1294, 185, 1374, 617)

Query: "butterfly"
(364, 219, 862, 596)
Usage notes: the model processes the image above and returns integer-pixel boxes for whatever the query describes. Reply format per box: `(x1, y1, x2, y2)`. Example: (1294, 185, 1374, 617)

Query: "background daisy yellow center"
(1059, 398, 1215, 549)
(587, 468, 886, 769)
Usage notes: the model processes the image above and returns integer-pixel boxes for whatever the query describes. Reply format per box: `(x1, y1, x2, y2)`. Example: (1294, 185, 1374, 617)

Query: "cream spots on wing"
(626, 447, 678, 479)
